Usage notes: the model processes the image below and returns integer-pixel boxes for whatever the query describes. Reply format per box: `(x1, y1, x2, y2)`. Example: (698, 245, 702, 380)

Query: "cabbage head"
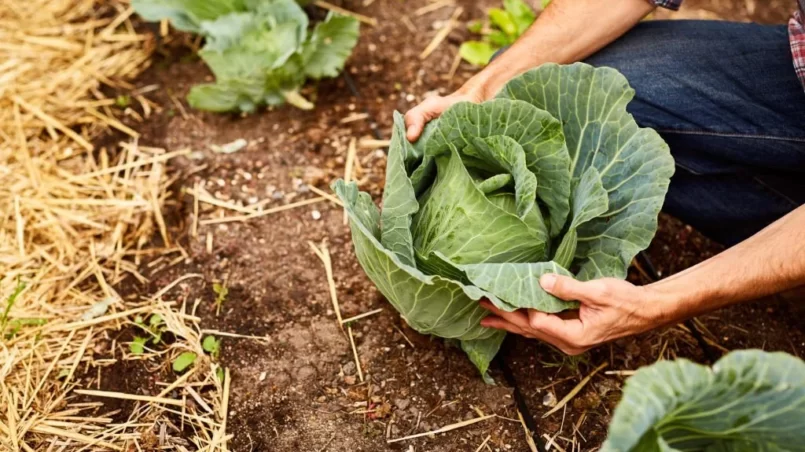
(333, 63, 674, 377)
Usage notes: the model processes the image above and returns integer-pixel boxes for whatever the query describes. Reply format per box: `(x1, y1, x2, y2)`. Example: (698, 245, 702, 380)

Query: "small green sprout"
(115, 94, 131, 108)
(212, 282, 228, 315)
(130, 313, 165, 354)
(202, 335, 221, 359)
(172, 352, 197, 372)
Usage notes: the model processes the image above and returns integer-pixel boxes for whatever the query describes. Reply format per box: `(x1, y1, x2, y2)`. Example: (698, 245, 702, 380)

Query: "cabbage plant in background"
(133, 0, 359, 112)
(604, 349, 805, 451)
(333, 63, 674, 378)
(459, 0, 536, 66)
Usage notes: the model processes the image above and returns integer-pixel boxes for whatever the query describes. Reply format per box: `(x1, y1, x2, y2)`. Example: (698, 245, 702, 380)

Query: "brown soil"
(90, 0, 803, 450)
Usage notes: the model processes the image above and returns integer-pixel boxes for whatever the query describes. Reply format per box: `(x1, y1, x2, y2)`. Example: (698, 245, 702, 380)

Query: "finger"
(527, 310, 584, 343)
(404, 108, 424, 141)
(486, 314, 577, 352)
(479, 300, 530, 330)
(539, 274, 597, 303)
(479, 316, 527, 336)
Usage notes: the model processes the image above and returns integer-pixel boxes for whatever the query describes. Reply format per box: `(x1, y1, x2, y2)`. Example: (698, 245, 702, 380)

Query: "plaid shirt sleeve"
(648, 0, 683, 10)
(792, 11, 805, 88)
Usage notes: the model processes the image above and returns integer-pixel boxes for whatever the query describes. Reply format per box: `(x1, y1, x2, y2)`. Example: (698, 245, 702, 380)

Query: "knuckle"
(592, 281, 612, 299)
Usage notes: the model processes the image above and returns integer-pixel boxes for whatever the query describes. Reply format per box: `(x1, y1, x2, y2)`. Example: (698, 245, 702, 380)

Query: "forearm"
(461, 0, 656, 97)
(650, 206, 805, 322)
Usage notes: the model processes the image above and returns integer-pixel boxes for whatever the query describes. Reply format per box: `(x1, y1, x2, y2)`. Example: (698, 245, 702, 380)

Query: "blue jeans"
(584, 20, 805, 246)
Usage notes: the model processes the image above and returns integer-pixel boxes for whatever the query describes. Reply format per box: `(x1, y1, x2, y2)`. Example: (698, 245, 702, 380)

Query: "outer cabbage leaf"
(497, 63, 674, 280)
(459, 261, 576, 312)
(603, 350, 805, 451)
(131, 0, 246, 32)
(246, 0, 309, 29)
(198, 13, 259, 51)
(461, 331, 506, 382)
(187, 81, 261, 112)
(302, 13, 360, 79)
(380, 112, 421, 267)
(333, 180, 500, 342)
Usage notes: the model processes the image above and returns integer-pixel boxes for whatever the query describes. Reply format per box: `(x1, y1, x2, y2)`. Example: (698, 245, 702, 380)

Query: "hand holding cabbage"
(333, 63, 674, 378)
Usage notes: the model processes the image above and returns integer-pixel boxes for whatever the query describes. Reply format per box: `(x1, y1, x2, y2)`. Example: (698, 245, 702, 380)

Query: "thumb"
(404, 109, 424, 142)
(540, 273, 588, 302)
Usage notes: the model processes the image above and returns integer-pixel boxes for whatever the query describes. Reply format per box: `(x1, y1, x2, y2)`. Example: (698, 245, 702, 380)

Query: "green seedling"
(130, 313, 165, 354)
(172, 352, 197, 372)
(202, 335, 221, 359)
(115, 94, 131, 108)
(212, 282, 228, 315)
(1, 280, 39, 339)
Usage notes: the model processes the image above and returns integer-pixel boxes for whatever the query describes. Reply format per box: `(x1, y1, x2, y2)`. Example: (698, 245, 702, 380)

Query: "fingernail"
(540, 274, 557, 292)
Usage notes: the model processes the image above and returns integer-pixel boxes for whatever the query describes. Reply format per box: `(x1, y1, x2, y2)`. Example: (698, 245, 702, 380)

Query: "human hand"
(479, 274, 676, 355)
(403, 89, 486, 141)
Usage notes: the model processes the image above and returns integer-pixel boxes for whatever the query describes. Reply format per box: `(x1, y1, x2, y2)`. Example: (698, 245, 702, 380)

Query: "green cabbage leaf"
(334, 63, 674, 377)
(603, 350, 805, 451)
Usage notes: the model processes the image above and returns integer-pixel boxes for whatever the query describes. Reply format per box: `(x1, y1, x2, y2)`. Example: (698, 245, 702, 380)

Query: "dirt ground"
(85, 0, 802, 450)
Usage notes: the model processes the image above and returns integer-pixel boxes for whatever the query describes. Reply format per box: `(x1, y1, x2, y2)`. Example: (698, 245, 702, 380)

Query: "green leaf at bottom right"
(603, 350, 805, 452)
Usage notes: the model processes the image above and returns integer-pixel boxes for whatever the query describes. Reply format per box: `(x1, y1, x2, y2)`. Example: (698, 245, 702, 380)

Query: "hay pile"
(1, 1, 229, 450)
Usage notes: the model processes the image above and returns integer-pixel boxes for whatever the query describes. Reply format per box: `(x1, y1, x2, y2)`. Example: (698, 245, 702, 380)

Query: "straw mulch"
(1, 1, 229, 450)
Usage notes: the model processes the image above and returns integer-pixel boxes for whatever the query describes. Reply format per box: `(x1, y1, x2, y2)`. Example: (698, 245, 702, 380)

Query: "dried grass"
(0, 1, 230, 449)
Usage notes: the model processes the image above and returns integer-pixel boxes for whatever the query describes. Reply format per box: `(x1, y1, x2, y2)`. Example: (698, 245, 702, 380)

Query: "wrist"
(456, 74, 496, 101)
(641, 281, 702, 329)
(458, 61, 522, 101)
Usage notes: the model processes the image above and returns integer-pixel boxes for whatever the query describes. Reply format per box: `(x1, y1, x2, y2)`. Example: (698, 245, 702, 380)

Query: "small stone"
(542, 392, 557, 407)
(405, 93, 415, 102)
(394, 398, 410, 410)
(272, 190, 285, 200)
(311, 210, 321, 220)
(343, 361, 356, 375)
(259, 371, 267, 381)
(344, 375, 357, 385)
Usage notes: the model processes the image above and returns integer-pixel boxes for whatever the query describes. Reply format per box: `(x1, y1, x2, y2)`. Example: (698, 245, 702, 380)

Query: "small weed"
(130, 314, 166, 354)
(212, 282, 228, 315)
(4, 318, 47, 340)
(0, 279, 36, 339)
(172, 352, 197, 372)
(202, 335, 221, 359)
(540, 352, 591, 374)
(115, 94, 131, 108)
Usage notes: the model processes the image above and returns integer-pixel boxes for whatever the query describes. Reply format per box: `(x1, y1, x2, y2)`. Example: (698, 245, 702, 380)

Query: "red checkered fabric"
(792, 11, 805, 87)
(649, 0, 805, 92)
